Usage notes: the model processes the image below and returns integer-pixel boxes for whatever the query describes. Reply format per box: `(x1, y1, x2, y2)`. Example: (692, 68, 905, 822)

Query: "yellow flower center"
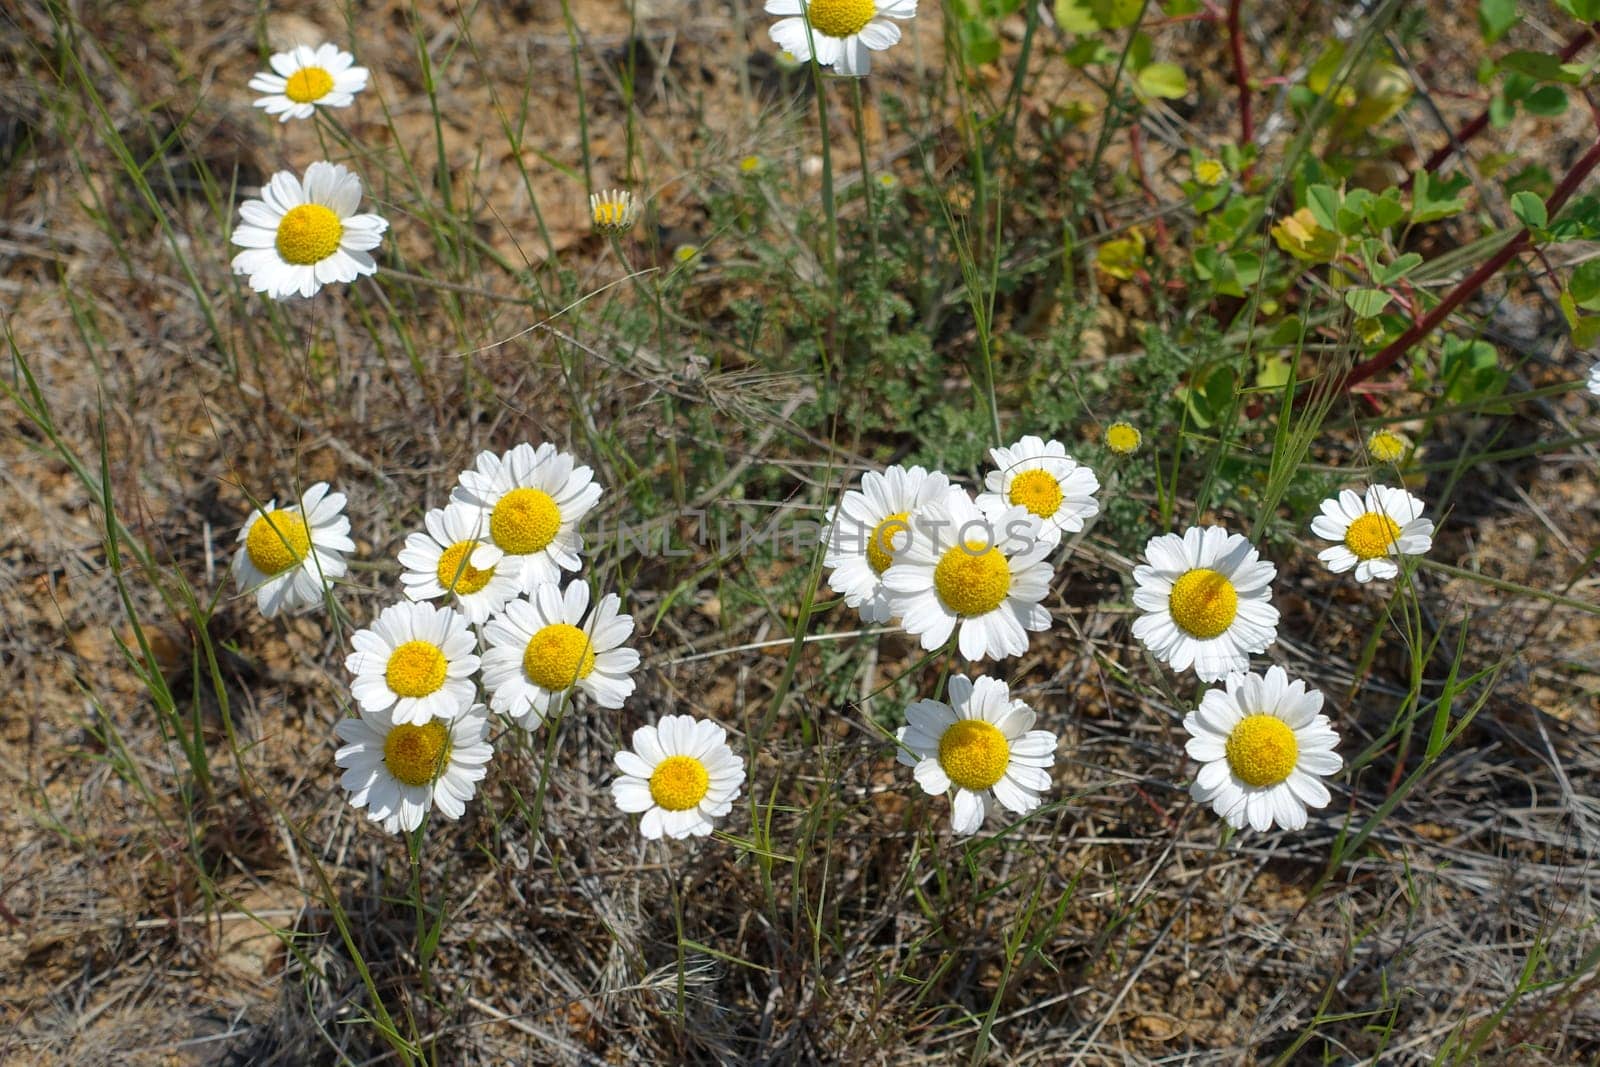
(1168, 568, 1238, 640)
(284, 65, 335, 104)
(938, 719, 1011, 791)
(1008, 469, 1064, 519)
(592, 199, 632, 230)
(1367, 430, 1407, 464)
(522, 622, 597, 692)
(933, 541, 1012, 617)
(436, 540, 495, 595)
(245, 509, 311, 575)
(490, 487, 562, 555)
(648, 754, 711, 811)
(1105, 422, 1142, 455)
(865, 511, 910, 575)
(385, 640, 449, 699)
(805, 0, 877, 38)
(274, 204, 344, 265)
(383, 720, 452, 788)
(1224, 714, 1299, 788)
(739, 155, 762, 173)
(1344, 512, 1400, 561)
(1193, 159, 1226, 187)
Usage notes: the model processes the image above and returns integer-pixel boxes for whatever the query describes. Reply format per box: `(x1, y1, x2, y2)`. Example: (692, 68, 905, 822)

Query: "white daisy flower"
(822, 464, 951, 624)
(345, 601, 480, 725)
(1183, 667, 1342, 832)
(480, 581, 639, 729)
(1310, 485, 1434, 583)
(896, 675, 1056, 836)
(231, 482, 354, 618)
(1131, 526, 1279, 682)
(883, 487, 1054, 661)
(765, 0, 916, 77)
(590, 188, 641, 235)
(248, 43, 368, 123)
(976, 435, 1100, 547)
(1588, 361, 1600, 396)
(451, 442, 603, 593)
(335, 702, 493, 835)
(610, 715, 744, 840)
(396, 502, 520, 625)
(230, 161, 388, 301)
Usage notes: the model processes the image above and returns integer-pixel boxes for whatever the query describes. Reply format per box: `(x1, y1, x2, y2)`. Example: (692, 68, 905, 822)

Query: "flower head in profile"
(1310, 486, 1433, 583)
(589, 189, 640, 235)
(345, 602, 480, 725)
(231, 161, 387, 300)
(397, 502, 521, 625)
(1271, 206, 1338, 263)
(976, 434, 1099, 546)
(884, 487, 1054, 662)
(451, 442, 602, 592)
(896, 676, 1055, 836)
(249, 43, 368, 122)
(766, 0, 916, 77)
(1105, 421, 1142, 456)
(232, 482, 354, 618)
(336, 703, 493, 835)
(480, 581, 638, 729)
(822, 464, 950, 624)
(1587, 362, 1600, 396)
(1131, 526, 1278, 682)
(611, 715, 744, 839)
(1183, 667, 1341, 832)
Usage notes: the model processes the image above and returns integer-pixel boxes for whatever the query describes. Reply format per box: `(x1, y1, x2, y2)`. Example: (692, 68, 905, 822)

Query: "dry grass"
(3, 0, 1600, 1064)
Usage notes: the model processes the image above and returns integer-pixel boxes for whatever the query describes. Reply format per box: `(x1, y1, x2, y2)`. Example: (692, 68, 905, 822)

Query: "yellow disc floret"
(933, 541, 1012, 617)
(490, 488, 562, 555)
(522, 622, 597, 692)
(246, 509, 311, 575)
(436, 540, 494, 595)
(866, 511, 910, 575)
(1345, 512, 1400, 561)
(1009, 469, 1064, 519)
(383, 720, 452, 787)
(1105, 421, 1142, 456)
(648, 754, 710, 811)
(284, 65, 335, 103)
(275, 204, 343, 265)
(1367, 430, 1408, 465)
(1168, 568, 1238, 639)
(938, 719, 1011, 791)
(805, 0, 877, 38)
(386, 640, 449, 698)
(1225, 714, 1299, 787)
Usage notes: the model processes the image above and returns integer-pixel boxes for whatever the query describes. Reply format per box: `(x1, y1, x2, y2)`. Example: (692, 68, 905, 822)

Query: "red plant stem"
(1228, 0, 1254, 162)
(1401, 23, 1599, 192)
(1128, 122, 1170, 248)
(1327, 135, 1600, 398)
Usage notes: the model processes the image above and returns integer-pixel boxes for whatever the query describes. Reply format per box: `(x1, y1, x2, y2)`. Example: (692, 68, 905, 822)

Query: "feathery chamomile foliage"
(12, 0, 1600, 1063)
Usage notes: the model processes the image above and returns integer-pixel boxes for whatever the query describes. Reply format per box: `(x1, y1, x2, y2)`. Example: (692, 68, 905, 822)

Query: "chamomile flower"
(1192, 157, 1227, 187)
(335, 703, 493, 834)
(1183, 667, 1342, 832)
(345, 602, 480, 725)
(976, 435, 1100, 546)
(1310, 485, 1434, 583)
(1588, 362, 1600, 396)
(883, 488, 1054, 661)
(1131, 526, 1279, 682)
(766, 0, 917, 77)
(230, 161, 387, 300)
(1105, 421, 1142, 456)
(822, 465, 951, 624)
(896, 675, 1056, 836)
(739, 155, 764, 175)
(248, 44, 368, 123)
(480, 581, 638, 728)
(396, 502, 520, 624)
(451, 442, 602, 592)
(610, 715, 744, 839)
(590, 189, 640, 235)
(1365, 428, 1410, 465)
(231, 482, 354, 618)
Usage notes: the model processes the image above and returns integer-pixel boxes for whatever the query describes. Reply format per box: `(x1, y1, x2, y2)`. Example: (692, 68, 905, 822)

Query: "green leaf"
(1364, 191, 1407, 232)
(1568, 260, 1600, 309)
(1523, 85, 1570, 116)
(1413, 171, 1470, 224)
(1499, 51, 1581, 84)
(1136, 62, 1189, 99)
(1556, 0, 1600, 20)
(1375, 253, 1423, 285)
(1345, 288, 1394, 317)
(1053, 0, 1100, 32)
(1479, 0, 1518, 43)
(1511, 190, 1548, 229)
(1306, 184, 1341, 231)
